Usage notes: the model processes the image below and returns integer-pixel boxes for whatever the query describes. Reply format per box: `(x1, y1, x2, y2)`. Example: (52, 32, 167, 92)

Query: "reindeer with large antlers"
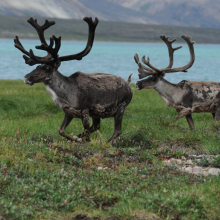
(135, 35, 220, 130)
(15, 17, 133, 142)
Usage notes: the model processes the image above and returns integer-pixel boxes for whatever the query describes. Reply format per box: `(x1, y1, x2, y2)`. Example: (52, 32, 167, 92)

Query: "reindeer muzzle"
(135, 81, 142, 90)
(24, 74, 34, 86)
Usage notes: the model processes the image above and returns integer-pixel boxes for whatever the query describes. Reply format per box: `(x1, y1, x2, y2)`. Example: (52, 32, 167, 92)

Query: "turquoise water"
(0, 39, 220, 83)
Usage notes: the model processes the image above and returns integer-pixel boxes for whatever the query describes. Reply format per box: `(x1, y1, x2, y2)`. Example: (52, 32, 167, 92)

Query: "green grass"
(0, 80, 220, 219)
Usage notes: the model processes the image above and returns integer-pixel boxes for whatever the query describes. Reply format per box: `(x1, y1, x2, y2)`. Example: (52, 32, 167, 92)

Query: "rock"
(165, 162, 173, 167)
(181, 156, 186, 160)
(185, 167, 193, 173)
(28, 158, 35, 162)
(98, 167, 103, 171)
(176, 159, 182, 165)
(192, 166, 202, 174)
(203, 167, 210, 171)
(208, 168, 220, 176)
(77, 138, 82, 142)
(202, 171, 209, 176)
(162, 160, 169, 164)
(186, 159, 193, 165)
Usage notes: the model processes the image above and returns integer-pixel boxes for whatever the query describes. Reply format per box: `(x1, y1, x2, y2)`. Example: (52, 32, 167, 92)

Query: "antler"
(29, 35, 61, 65)
(160, 35, 182, 68)
(135, 35, 195, 79)
(15, 17, 99, 66)
(14, 17, 58, 66)
(59, 17, 99, 62)
(27, 18, 55, 46)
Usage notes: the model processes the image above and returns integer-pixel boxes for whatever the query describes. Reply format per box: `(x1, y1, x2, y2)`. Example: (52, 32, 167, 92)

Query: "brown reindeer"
(14, 17, 133, 142)
(135, 35, 220, 130)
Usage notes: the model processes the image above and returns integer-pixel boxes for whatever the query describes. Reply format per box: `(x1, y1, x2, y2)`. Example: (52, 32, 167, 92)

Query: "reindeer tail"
(127, 73, 134, 84)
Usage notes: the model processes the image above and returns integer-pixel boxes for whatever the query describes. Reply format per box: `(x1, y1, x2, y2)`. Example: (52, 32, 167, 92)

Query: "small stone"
(185, 167, 192, 173)
(163, 188, 168, 193)
(98, 167, 103, 171)
(176, 159, 182, 165)
(77, 138, 82, 142)
(162, 160, 169, 164)
(192, 166, 202, 174)
(181, 156, 186, 160)
(186, 159, 193, 165)
(166, 162, 173, 167)
(208, 168, 220, 176)
(202, 171, 209, 176)
(28, 158, 34, 162)
(194, 155, 203, 159)
(203, 167, 210, 171)
(171, 160, 177, 164)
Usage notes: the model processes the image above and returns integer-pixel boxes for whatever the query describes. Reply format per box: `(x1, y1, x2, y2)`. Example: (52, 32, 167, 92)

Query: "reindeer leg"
(185, 114, 195, 130)
(76, 109, 91, 141)
(175, 108, 191, 120)
(59, 114, 79, 141)
(89, 118, 101, 133)
(77, 118, 100, 141)
(212, 113, 215, 119)
(215, 107, 220, 120)
(108, 106, 125, 142)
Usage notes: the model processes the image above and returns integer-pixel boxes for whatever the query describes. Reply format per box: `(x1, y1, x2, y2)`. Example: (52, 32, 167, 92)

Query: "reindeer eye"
(45, 66, 51, 72)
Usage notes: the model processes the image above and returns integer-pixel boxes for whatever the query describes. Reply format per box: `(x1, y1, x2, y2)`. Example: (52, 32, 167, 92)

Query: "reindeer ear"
(53, 61, 61, 69)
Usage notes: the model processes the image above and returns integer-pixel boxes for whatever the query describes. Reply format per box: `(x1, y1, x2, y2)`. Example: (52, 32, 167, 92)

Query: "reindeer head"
(14, 17, 99, 86)
(135, 35, 195, 90)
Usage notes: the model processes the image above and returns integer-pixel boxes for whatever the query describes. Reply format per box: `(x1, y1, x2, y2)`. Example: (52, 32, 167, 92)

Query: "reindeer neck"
(154, 78, 180, 107)
(45, 70, 74, 103)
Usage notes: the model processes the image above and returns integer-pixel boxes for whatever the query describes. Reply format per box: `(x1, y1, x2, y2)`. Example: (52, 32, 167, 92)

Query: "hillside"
(0, 0, 220, 28)
(108, 0, 220, 28)
(1, 15, 220, 44)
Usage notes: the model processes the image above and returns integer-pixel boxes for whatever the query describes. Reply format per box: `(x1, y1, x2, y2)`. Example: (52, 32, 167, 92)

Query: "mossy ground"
(0, 80, 220, 219)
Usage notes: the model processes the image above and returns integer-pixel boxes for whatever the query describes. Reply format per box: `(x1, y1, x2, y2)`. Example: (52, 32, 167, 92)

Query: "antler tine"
(29, 49, 53, 65)
(14, 36, 30, 57)
(59, 17, 99, 62)
(27, 17, 55, 45)
(142, 55, 162, 74)
(134, 53, 159, 79)
(14, 35, 48, 65)
(160, 35, 182, 68)
(161, 35, 195, 73)
(134, 53, 153, 72)
(36, 35, 61, 62)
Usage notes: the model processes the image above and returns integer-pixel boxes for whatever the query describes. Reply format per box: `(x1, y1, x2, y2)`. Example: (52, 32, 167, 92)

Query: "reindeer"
(14, 17, 133, 142)
(135, 35, 220, 130)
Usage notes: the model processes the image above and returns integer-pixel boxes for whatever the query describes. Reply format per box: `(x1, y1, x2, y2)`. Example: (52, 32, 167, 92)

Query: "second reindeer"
(135, 35, 220, 130)
(14, 17, 133, 142)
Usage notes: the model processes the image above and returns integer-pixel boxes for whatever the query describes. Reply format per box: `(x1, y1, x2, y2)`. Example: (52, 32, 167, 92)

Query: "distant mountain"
(107, 0, 220, 28)
(0, 0, 220, 28)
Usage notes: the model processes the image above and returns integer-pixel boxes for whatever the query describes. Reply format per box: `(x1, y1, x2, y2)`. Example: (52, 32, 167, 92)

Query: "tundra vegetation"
(0, 80, 220, 219)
